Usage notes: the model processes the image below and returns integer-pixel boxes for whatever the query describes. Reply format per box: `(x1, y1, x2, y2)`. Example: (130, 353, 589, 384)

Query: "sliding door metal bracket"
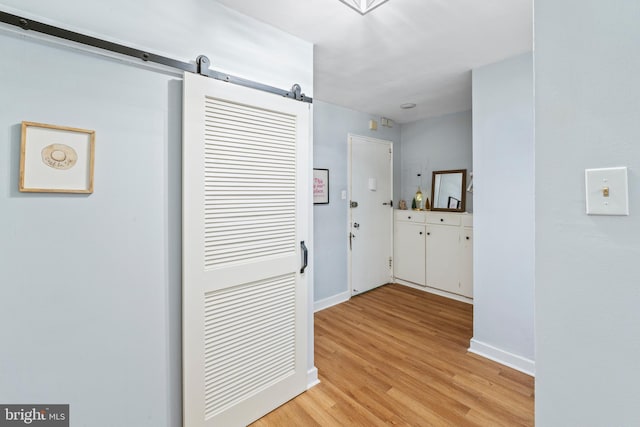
(196, 55, 311, 102)
(1, 10, 312, 104)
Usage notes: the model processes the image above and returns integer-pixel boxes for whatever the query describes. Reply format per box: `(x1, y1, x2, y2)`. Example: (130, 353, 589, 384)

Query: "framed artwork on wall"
(448, 196, 461, 210)
(19, 121, 95, 194)
(313, 168, 329, 204)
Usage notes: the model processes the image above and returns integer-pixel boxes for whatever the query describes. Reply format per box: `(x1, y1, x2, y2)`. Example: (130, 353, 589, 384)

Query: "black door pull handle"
(300, 241, 308, 274)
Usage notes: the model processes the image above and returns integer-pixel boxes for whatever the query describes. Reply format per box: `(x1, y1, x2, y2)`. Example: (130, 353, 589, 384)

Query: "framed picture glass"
(313, 168, 329, 204)
(19, 121, 95, 194)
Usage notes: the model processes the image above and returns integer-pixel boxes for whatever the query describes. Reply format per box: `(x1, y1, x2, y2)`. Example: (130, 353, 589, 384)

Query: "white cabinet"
(459, 227, 473, 297)
(393, 210, 473, 300)
(426, 218, 461, 294)
(393, 211, 426, 286)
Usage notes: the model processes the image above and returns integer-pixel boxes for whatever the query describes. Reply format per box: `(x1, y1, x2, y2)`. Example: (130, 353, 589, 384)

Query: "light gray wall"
(313, 100, 401, 304)
(471, 53, 535, 371)
(0, 1, 312, 94)
(535, 0, 640, 424)
(399, 111, 473, 212)
(0, 2, 312, 426)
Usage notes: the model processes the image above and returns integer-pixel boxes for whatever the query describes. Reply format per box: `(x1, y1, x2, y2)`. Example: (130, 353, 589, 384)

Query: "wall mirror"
(431, 169, 467, 212)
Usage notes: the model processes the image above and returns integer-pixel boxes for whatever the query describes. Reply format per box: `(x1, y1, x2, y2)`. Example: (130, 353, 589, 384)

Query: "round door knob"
(440, 218, 444, 222)
(419, 231, 423, 235)
(427, 232, 431, 235)
(466, 236, 470, 240)
(408, 216, 411, 219)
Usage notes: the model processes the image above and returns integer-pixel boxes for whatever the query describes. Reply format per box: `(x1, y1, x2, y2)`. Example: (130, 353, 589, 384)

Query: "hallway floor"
(252, 284, 534, 426)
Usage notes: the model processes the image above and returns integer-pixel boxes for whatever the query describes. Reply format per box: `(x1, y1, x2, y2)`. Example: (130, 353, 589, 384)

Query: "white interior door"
(348, 135, 393, 295)
(182, 73, 310, 427)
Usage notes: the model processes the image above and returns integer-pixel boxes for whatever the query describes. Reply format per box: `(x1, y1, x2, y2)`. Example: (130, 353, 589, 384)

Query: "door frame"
(347, 133, 394, 296)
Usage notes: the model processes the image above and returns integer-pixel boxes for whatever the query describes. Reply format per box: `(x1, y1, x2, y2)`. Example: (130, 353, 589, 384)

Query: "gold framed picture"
(19, 121, 95, 194)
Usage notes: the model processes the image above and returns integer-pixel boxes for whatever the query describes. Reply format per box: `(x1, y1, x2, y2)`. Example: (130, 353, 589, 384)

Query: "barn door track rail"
(0, 10, 312, 103)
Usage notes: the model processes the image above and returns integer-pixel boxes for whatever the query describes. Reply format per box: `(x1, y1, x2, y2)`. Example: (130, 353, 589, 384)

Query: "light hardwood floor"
(252, 284, 534, 426)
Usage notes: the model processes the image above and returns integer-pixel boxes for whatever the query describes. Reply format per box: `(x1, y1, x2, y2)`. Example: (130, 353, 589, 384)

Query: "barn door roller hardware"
(196, 55, 310, 102)
(0, 10, 312, 104)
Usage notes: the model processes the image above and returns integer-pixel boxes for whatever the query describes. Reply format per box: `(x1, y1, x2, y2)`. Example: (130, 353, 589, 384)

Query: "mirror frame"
(430, 169, 467, 212)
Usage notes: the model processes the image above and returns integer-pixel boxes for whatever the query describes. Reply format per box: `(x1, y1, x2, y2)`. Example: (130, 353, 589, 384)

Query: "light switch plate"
(585, 166, 629, 215)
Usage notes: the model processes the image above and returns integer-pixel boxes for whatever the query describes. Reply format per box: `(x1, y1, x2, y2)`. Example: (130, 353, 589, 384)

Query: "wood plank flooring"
(252, 284, 534, 426)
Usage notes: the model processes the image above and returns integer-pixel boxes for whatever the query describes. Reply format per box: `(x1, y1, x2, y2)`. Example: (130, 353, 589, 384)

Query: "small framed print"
(313, 168, 329, 204)
(19, 121, 95, 194)
(448, 196, 461, 210)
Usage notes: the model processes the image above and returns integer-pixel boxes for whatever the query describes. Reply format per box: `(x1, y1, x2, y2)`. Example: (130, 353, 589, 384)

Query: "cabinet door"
(394, 222, 426, 286)
(426, 225, 460, 293)
(459, 228, 473, 298)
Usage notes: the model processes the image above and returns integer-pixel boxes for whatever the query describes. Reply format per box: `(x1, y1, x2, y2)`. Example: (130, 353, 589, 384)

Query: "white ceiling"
(215, 0, 532, 123)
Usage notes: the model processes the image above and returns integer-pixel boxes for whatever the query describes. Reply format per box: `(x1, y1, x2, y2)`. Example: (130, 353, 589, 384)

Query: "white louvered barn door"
(182, 73, 310, 427)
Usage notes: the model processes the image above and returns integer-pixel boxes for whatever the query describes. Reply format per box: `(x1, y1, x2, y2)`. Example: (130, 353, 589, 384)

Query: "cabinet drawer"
(426, 213, 460, 226)
(395, 210, 426, 223)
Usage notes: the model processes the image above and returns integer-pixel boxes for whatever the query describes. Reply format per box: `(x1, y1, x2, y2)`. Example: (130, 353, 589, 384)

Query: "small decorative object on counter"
(399, 199, 407, 210)
(414, 187, 423, 210)
(411, 198, 417, 210)
(425, 197, 431, 210)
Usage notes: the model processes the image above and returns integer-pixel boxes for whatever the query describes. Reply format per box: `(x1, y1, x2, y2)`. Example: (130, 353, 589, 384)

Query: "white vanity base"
(393, 210, 473, 303)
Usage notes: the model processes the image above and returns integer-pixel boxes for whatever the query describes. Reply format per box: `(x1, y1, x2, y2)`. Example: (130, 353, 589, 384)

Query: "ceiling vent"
(338, 0, 391, 15)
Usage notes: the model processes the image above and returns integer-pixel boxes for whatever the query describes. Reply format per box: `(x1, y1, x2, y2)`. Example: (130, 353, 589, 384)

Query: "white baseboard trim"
(307, 367, 320, 389)
(468, 338, 535, 377)
(394, 279, 473, 305)
(314, 291, 350, 312)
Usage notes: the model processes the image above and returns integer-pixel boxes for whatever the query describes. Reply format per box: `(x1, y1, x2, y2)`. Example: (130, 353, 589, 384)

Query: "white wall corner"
(469, 338, 535, 377)
(307, 367, 320, 389)
(314, 291, 350, 312)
